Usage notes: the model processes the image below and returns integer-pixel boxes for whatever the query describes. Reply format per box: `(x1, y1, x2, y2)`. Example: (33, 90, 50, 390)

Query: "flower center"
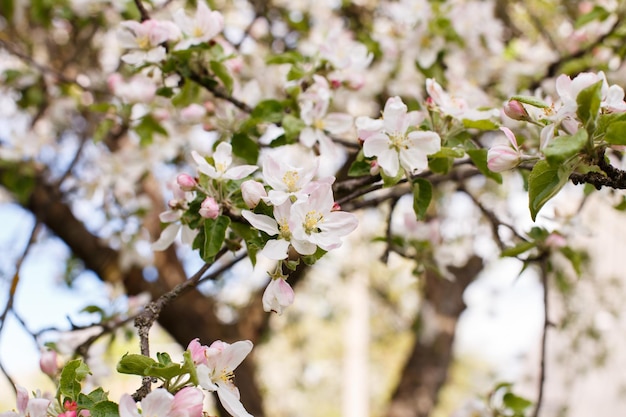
(313, 118, 325, 130)
(137, 35, 151, 50)
(219, 369, 235, 384)
(303, 210, 323, 234)
(216, 162, 227, 173)
(193, 26, 204, 38)
(282, 170, 299, 192)
(388, 131, 408, 150)
(278, 218, 291, 240)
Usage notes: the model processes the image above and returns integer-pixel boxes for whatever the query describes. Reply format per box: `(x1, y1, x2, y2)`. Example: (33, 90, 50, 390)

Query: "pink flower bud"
(186, 338, 209, 365)
(40, 349, 58, 377)
(487, 145, 520, 172)
(503, 100, 530, 121)
(171, 387, 204, 417)
(176, 173, 196, 191)
(241, 180, 266, 208)
(262, 278, 295, 315)
(199, 196, 219, 219)
(369, 160, 380, 176)
(545, 233, 567, 248)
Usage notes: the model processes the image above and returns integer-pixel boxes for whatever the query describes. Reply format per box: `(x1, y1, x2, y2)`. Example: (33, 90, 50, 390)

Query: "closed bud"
(487, 145, 520, 172)
(176, 173, 196, 191)
(199, 196, 219, 219)
(241, 180, 266, 208)
(40, 349, 58, 377)
(503, 100, 530, 121)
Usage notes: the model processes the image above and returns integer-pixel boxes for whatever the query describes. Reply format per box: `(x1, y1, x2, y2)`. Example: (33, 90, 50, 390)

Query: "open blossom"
(173, 2, 224, 50)
(192, 142, 258, 181)
(290, 182, 358, 251)
(242, 201, 316, 259)
(487, 127, 521, 172)
(195, 340, 254, 417)
(262, 277, 295, 314)
(152, 178, 197, 251)
(425, 78, 498, 121)
(118, 19, 180, 65)
(261, 153, 318, 205)
(298, 76, 353, 155)
(0, 386, 50, 417)
(359, 96, 441, 177)
(119, 388, 203, 417)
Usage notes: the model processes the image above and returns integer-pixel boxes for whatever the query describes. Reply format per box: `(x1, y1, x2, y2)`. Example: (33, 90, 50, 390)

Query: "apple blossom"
(176, 174, 197, 192)
(290, 182, 358, 251)
(39, 348, 58, 377)
(242, 201, 316, 258)
(180, 104, 207, 123)
(199, 196, 220, 219)
(262, 277, 295, 314)
(192, 142, 257, 181)
(0, 386, 50, 417)
(261, 152, 318, 205)
(360, 96, 441, 177)
(173, 2, 224, 50)
(487, 127, 521, 172)
(107, 73, 157, 103)
(195, 340, 254, 417)
(503, 100, 530, 121)
(298, 76, 353, 156)
(119, 388, 203, 417)
(240, 180, 267, 208)
(117, 20, 180, 65)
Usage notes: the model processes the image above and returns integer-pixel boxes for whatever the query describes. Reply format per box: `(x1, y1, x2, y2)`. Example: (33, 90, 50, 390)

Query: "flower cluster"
(241, 149, 358, 313)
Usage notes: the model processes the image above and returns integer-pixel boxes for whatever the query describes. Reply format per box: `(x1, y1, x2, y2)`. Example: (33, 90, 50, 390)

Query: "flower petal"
(216, 386, 253, 417)
(242, 211, 279, 235)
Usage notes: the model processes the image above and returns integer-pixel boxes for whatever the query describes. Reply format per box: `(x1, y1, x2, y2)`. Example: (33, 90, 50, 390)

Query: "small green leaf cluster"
(117, 351, 198, 392)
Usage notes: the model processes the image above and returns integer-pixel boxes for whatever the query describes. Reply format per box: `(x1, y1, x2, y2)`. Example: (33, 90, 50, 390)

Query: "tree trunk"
(386, 256, 483, 417)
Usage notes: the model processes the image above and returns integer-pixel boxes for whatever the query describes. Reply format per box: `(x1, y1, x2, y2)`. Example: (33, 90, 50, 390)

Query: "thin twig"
(131, 247, 247, 400)
(0, 222, 41, 393)
(380, 197, 400, 263)
(133, 0, 151, 22)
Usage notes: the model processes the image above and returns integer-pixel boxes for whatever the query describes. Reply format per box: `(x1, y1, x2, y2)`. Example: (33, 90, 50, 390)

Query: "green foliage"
(59, 359, 91, 400)
(209, 60, 234, 94)
(134, 114, 168, 146)
(501, 241, 536, 258)
(543, 129, 587, 165)
(411, 178, 432, 221)
(231, 133, 259, 164)
(604, 121, 626, 145)
(462, 119, 499, 130)
(575, 5, 610, 28)
(509, 95, 550, 108)
(576, 81, 602, 129)
(201, 215, 231, 262)
(467, 148, 502, 183)
(0, 160, 36, 205)
(528, 160, 573, 221)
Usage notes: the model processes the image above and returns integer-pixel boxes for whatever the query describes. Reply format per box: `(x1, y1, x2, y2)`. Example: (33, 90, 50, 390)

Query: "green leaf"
(282, 114, 306, 141)
(301, 247, 327, 266)
(430, 146, 465, 159)
(466, 148, 502, 184)
(266, 51, 305, 65)
(576, 80, 602, 127)
(145, 362, 184, 380)
(157, 352, 173, 365)
(210, 60, 234, 94)
(528, 160, 572, 221)
(93, 119, 115, 143)
(231, 133, 259, 164)
(0, 0, 15, 23)
(462, 118, 498, 130)
(509, 95, 550, 109)
(543, 129, 587, 165)
(171, 80, 199, 108)
(59, 359, 91, 400)
(575, 5, 610, 29)
(604, 121, 626, 145)
(202, 215, 231, 261)
(348, 159, 372, 177)
(428, 157, 452, 174)
(502, 392, 533, 412)
(134, 114, 168, 146)
(250, 100, 284, 123)
(411, 178, 432, 221)
(116, 353, 158, 376)
(501, 241, 536, 257)
(90, 401, 120, 417)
